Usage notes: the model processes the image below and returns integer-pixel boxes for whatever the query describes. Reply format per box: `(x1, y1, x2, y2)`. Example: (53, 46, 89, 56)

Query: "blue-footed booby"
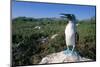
(60, 13, 79, 54)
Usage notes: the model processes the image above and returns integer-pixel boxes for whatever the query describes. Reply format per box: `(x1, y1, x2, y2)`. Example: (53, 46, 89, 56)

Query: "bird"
(60, 13, 79, 54)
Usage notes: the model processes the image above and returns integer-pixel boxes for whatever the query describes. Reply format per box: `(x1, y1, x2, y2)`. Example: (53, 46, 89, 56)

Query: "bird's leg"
(71, 45, 75, 54)
(67, 45, 69, 51)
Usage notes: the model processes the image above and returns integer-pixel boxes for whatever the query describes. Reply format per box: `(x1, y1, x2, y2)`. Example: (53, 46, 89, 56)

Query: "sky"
(12, 1, 96, 20)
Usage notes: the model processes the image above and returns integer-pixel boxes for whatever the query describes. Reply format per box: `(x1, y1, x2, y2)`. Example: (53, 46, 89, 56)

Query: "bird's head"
(60, 13, 76, 21)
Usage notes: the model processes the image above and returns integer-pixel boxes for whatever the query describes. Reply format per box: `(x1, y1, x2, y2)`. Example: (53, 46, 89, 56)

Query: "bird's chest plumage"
(65, 22, 75, 46)
(65, 22, 75, 36)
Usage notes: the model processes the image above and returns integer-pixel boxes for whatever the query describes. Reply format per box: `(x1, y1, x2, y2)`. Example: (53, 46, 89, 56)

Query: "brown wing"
(75, 32, 79, 45)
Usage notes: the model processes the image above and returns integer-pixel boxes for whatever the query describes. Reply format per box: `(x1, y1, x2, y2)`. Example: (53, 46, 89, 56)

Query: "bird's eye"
(71, 14, 73, 16)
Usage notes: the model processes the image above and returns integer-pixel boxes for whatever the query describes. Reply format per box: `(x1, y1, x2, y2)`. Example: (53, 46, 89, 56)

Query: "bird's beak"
(60, 13, 72, 18)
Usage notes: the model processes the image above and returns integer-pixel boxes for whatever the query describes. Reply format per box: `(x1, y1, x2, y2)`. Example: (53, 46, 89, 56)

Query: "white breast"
(65, 21, 75, 46)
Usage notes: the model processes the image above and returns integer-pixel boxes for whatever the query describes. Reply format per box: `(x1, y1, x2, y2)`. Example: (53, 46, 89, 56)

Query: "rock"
(37, 36, 48, 44)
(34, 26, 41, 29)
(51, 34, 58, 39)
(39, 50, 92, 64)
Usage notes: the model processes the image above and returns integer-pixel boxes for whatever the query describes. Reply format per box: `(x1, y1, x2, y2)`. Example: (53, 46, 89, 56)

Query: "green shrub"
(12, 17, 96, 66)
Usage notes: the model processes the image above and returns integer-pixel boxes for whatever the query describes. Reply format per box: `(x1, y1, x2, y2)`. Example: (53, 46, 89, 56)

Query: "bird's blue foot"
(64, 49, 73, 56)
(64, 49, 79, 57)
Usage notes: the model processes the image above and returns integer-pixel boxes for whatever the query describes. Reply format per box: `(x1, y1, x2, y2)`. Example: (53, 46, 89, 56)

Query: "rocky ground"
(39, 50, 92, 64)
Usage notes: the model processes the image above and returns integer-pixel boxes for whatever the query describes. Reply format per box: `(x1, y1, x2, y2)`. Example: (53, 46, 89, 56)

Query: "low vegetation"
(12, 17, 96, 66)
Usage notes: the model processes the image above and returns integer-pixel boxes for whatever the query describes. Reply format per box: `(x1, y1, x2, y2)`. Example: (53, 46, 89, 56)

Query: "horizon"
(12, 1, 96, 20)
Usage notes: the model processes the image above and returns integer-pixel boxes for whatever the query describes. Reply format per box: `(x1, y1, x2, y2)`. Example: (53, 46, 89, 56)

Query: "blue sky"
(12, 1, 96, 20)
